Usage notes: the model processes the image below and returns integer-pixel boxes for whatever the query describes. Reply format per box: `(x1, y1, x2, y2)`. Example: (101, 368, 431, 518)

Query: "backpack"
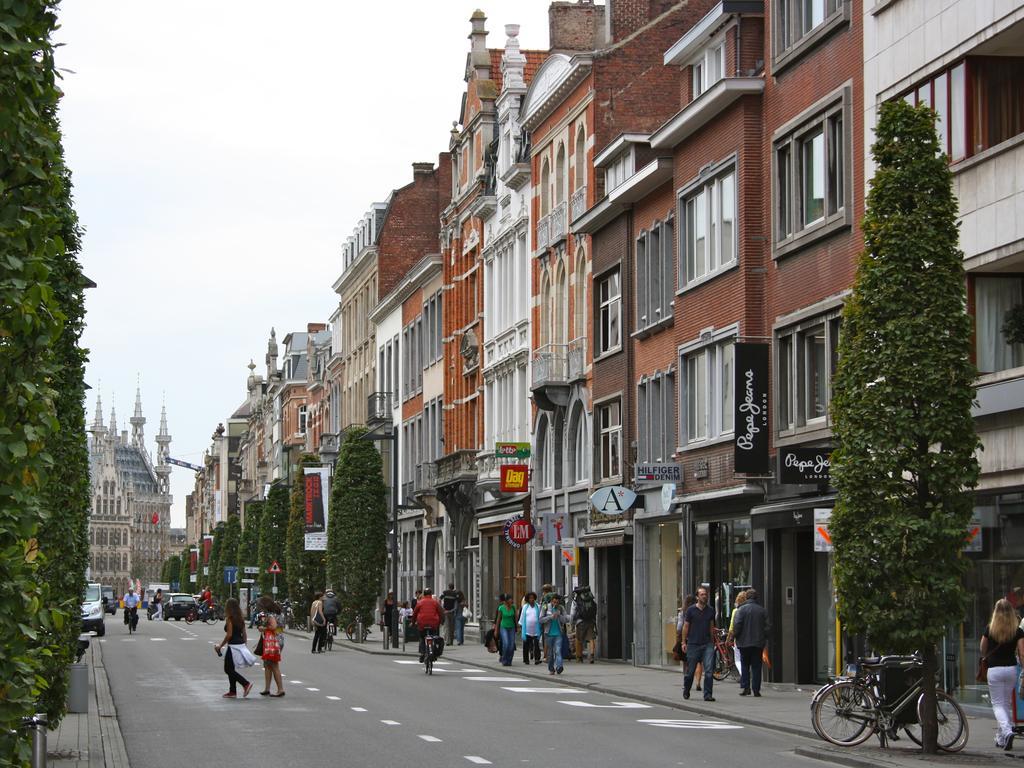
(577, 593, 597, 622)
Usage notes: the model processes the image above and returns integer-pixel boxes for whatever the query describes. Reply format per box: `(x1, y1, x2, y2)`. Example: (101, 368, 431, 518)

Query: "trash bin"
(67, 663, 88, 714)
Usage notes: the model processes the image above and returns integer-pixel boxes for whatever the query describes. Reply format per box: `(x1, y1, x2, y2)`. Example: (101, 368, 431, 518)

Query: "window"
(691, 41, 725, 99)
(537, 417, 553, 490)
(638, 370, 676, 462)
(681, 337, 734, 444)
(974, 276, 1024, 373)
(775, 0, 843, 59)
(575, 128, 586, 191)
(598, 401, 622, 480)
(597, 270, 622, 355)
(681, 166, 736, 285)
(541, 159, 551, 216)
(636, 219, 674, 329)
(775, 90, 849, 253)
(776, 313, 841, 433)
(297, 405, 307, 436)
(556, 144, 566, 206)
(604, 151, 635, 193)
(573, 251, 587, 342)
(568, 404, 589, 486)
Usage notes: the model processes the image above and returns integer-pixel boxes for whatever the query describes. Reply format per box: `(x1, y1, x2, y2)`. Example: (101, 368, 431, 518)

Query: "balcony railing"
(413, 462, 437, 494)
(367, 391, 393, 425)
(434, 450, 478, 487)
(532, 343, 568, 387)
(550, 200, 567, 244)
(568, 336, 586, 381)
(570, 185, 587, 222)
(536, 213, 550, 251)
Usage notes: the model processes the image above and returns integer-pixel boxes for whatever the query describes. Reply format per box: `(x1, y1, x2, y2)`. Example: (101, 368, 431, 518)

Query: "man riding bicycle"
(322, 589, 340, 628)
(123, 589, 140, 631)
(411, 587, 444, 663)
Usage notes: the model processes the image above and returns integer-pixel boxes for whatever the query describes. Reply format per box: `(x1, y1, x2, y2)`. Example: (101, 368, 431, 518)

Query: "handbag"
(254, 636, 264, 657)
(671, 638, 683, 662)
(485, 628, 498, 653)
(261, 630, 281, 662)
(312, 611, 326, 627)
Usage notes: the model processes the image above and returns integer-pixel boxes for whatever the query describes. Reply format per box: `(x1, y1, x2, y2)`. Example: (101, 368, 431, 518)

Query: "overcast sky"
(56, 1, 554, 527)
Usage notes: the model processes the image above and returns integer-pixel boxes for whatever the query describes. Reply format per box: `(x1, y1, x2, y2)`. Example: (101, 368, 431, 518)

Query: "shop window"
(598, 401, 622, 480)
(636, 219, 674, 330)
(597, 269, 622, 355)
(681, 166, 736, 287)
(681, 336, 735, 445)
(638, 370, 676, 462)
(973, 275, 1024, 373)
(776, 313, 841, 433)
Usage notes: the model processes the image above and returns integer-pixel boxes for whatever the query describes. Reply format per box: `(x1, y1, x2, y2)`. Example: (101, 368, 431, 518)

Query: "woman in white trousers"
(982, 599, 1024, 750)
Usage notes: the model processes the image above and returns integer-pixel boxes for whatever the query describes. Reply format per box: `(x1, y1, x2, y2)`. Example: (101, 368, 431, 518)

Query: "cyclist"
(411, 587, 444, 663)
(322, 589, 341, 631)
(123, 588, 140, 631)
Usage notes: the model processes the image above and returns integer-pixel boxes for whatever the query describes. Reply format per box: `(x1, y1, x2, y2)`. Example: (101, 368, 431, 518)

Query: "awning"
(579, 530, 630, 548)
(750, 494, 836, 530)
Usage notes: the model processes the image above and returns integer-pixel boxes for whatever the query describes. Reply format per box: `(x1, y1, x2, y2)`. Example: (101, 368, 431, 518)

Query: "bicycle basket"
(877, 659, 923, 724)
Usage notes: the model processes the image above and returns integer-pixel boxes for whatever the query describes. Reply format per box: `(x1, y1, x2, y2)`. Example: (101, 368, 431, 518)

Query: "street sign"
(241, 578, 255, 584)
(202, 566, 209, 575)
(634, 463, 682, 483)
(503, 516, 535, 548)
(189, 574, 197, 583)
(271, 585, 278, 594)
(495, 442, 531, 459)
(267, 560, 282, 574)
(589, 485, 637, 515)
(813, 509, 833, 552)
(224, 566, 238, 584)
(499, 464, 529, 493)
(539, 512, 568, 545)
(243, 566, 259, 575)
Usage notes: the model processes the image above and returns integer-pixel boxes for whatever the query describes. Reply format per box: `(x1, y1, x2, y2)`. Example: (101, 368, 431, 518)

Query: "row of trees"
(159, 429, 388, 623)
(1, 2, 92, 762)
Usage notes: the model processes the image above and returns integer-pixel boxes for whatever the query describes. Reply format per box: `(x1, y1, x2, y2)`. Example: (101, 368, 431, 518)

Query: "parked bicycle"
(811, 654, 967, 752)
(711, 627, 739, 682)
(345, 614, 371, 642)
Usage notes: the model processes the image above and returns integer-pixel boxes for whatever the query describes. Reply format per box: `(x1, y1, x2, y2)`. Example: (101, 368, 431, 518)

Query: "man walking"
(570, 585, 598, 663)
(728, 589, 769, 697)
(680, 586, 717, 701)
(440, 583, 463, 646)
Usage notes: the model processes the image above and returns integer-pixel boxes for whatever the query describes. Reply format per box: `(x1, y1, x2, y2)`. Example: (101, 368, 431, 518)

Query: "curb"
(792, 746, 903, 768)
(91, 639, 131, 768)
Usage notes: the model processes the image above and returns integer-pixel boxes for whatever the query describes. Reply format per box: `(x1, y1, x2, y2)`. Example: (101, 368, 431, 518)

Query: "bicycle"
(345, 616, 370, 642)
(125, 606, 139, 634)
(711, 627, 739, 682)
(325, 619, 336, 651)
(811, 654, 968, 753)
(421, 627, 439, 675)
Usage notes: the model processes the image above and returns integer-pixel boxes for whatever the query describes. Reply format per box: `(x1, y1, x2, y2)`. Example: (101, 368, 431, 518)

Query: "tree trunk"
(919, 644, 938, 754)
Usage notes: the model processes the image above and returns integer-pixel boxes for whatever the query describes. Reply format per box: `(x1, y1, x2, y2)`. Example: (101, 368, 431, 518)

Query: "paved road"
(103, 617, 812, 768)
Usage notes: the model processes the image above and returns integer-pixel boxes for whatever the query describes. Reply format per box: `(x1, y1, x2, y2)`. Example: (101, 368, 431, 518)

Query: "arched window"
(575, 127, 586, 191)
(556, 143, 566, 205)
(540, 270, 552, 347)
(573, 248, 587, 342)
(568, 403, 589, 485)
(536, 416, 552, 490)
(553, 258, 568, 346)
(541, 159, 551, 216)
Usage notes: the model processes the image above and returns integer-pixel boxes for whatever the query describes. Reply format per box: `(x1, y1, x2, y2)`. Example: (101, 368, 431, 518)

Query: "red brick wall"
(549, 1, 605, 51)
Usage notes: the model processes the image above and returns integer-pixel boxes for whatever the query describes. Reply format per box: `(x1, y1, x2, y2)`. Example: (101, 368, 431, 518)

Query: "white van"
(81, 582, 105, 636)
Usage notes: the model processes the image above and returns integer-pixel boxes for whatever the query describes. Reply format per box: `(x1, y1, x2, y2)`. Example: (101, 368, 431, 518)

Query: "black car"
(164, 593, 197, 621)
(101, 585, 117, 615)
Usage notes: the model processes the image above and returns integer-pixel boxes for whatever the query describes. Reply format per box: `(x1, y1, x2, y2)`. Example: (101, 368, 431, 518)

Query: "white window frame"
(679, 161, 737, 289)
(679, 329, 737, 448)
(597, 400, 622, 481)
(636, 218, 675, 331)
(691, 39, 726, 99)
(597, 268, 622, 356)
(637, 369, 676, 463)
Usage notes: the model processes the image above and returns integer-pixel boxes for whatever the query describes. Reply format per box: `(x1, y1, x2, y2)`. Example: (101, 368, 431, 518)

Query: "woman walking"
(310, 592, 327, 653)
(497, 594, 517, 666)
(728, 590, 748, 681)
(520, 592, 542, 665)
(256, 597, 286, 697)
(214, 598, 255, 698)
(982, 598, 1024, 750)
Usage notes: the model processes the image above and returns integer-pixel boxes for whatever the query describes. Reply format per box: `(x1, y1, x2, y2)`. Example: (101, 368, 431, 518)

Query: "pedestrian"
(256, 597, 285, 697)
(680, 586, 717, 701)
(152, 589, 164, 621)
(540, 584, 554, 660)
(540, 593, 568, 675)
(412, 588, 423, 610)
(728, 590, 748, 680)
(981, 598, 1024, 750)
(441, 583, 463, 646)
(570, 585, 598, 663)
(380, 591, 396, 639)
(496, 593, 517, 666)
(728, 588, 769, 697)
(676, 595, 704, 691)
(310, 592, 327, 653)
(215, 597, 256, 698)
(457, 602, 470, 646)
(520, 591, 542, 665)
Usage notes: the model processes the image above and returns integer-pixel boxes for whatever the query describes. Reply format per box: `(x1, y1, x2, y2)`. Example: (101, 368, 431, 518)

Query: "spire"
(130, 380, 146, 448)
(109, 399, 118, 435)
(266, 327, 279, 379)
(92, 391, 106, 434)
(155, 397, 171, 494)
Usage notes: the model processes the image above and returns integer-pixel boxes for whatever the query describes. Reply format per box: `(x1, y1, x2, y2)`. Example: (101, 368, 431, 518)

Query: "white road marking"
(380, 720, 401, 726)
(558, 701, 651, 709)
(150, 638, 166, 641)
(463, 676, 528, 682)
(418, 735, 442, 743)
(121, 639, 136, 642)
(465, 757, 492, 765)
(180, 637, 196, 641)
(326, 696, 341, 701)
(290, 680, 303, 684)
(638, 719, 743, 730)
(351, 707, 367, 712)
(393, 660, 421, 664)
(306, 687, 320, 691)
(431, 668, 487, 674)
(502, 687, 590, 693)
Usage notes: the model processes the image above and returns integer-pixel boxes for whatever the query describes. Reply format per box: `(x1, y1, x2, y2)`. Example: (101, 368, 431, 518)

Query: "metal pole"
(25, 714, 46, 768)
(391, 423, 399, 648)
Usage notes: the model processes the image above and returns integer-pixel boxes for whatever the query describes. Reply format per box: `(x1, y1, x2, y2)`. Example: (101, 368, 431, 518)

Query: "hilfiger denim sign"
(734, 343, 770, 473)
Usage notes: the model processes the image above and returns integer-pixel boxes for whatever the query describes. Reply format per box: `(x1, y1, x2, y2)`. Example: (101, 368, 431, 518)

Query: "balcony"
(568, 336, 586, 382)
(367, 392, 393, 425)
(550, 200, 567, 245)
(570, 185, 587, 223)
(413, 462, 437, 496)
(531, 343, 570, 411)
(501, 161, 531, 191)
(536, 213, 550, 251)
(434, 450, 478, 488)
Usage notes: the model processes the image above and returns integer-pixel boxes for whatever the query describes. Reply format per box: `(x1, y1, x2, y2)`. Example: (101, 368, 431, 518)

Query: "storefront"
(634, 487, 683, 667)
(477, 502, 529, 623)
(581, 526, 633, 660)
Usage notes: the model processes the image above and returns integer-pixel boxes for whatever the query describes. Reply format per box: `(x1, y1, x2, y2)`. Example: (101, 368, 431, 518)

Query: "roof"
(230, 399, 252, 419)
(114, 443, 159, 495)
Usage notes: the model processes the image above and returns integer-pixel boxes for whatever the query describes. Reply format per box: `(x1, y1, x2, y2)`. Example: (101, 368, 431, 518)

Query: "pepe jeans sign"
(733, 343, 770, 473)
(779, 447, 832, 485)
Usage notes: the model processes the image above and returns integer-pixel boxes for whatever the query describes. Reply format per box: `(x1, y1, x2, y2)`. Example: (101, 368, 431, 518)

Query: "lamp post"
(361, 421, 400, 648)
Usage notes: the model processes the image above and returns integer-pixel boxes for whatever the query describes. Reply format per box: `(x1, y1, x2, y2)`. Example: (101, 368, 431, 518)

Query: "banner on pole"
(304, 467, 330, 551)
(734, 343, 770, 473)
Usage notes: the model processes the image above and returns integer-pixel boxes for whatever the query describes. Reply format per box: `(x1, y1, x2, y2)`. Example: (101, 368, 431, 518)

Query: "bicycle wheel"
(913, 690, 968, 753)
(712, 647, 735, 681)
(345, 623, 355, 641)
(326, 629, 334, 651)
(185, 611, 194, 624)
(812, 680, 876, 747)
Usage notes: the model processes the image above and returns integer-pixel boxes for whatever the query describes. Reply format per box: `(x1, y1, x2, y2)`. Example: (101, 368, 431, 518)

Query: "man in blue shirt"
(123, 589, 140, 630)
(681, 587, 717, 701)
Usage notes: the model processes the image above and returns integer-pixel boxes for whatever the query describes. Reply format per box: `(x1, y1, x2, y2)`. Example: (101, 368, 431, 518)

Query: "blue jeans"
(545, 634, 563, 673)
(455, 614, 465, 645)
(499, 626, 516, 665)
(684, 642, 715, 698)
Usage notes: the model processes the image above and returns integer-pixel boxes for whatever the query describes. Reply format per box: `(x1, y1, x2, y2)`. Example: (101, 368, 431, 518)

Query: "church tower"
(155, 401, 171, 494)
(130, 385, 146, 449)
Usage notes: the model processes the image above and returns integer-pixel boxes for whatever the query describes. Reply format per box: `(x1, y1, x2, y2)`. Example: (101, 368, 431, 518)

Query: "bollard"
(22, 714, 46, 768)
(355, 618, 364, 644)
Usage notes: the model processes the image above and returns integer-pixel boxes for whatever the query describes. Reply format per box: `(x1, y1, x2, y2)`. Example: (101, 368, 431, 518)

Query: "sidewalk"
(287, 624, 1004, 767)
(46, 638, 130, 768)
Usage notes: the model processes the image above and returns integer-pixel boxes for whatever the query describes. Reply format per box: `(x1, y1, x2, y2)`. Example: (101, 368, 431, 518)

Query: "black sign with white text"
(779, 447, 832, 485)
(733, 343, 770, 473)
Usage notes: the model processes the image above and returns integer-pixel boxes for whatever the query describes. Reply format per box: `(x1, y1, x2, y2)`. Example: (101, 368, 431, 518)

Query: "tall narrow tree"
(286, 453, 326, 615)
(237, 501, 263, 573)
(830, 100, 980, 754)
(257, 485, 289, 594)
(219, 515, 241, 599)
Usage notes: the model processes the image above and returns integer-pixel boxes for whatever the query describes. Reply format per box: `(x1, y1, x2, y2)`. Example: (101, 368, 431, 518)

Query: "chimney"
(412, 162, 435, 176)
(307, 322, 327, 333)
(549, 1, 607, 53)
(608, 0, 653, 43)
(468, 10, 490, 80)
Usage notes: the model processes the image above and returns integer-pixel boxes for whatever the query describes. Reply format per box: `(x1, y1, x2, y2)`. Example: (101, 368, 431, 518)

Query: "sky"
(56, 1, 555, 528)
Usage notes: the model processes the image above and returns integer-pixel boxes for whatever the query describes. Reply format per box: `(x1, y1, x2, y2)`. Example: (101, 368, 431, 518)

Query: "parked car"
(81, 582, 105, 636)
(164, 593, 198, 621)
(101, 585, 117, 615)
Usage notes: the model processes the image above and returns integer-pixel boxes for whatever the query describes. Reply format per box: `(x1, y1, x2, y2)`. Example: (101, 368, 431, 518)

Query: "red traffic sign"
(267, 560, 282, 574)
(503, 516, 535, 548)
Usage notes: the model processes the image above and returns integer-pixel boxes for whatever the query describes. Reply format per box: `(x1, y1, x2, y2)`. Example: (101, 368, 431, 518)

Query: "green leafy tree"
(161, 555, 181, 588)
(328, 428, 387, 626)
(0, 1, 82, 759)
(257, 484, 289, 594)
(830, 100, 980, 754)
(219, 515, 241, 598)
(180, 546, 192, 591)
(237, 501, 263, 572)
(286, 453, 327, 615)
